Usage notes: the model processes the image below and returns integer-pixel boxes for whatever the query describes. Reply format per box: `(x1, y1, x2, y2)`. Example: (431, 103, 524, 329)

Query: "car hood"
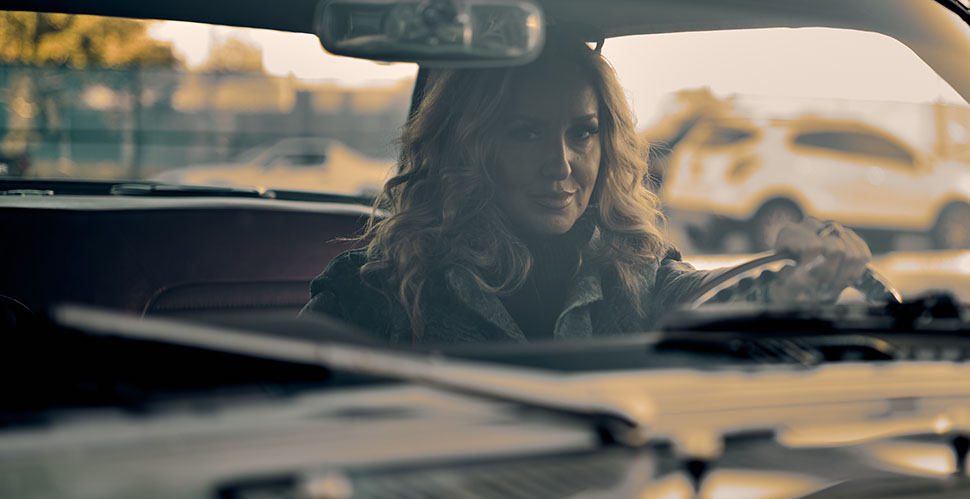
(7, 357, 970, 499)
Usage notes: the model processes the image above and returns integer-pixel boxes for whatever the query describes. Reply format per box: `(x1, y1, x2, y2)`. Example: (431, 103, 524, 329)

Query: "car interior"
(0, 188, 370, 319)
(7, 2, 970, 498)
(3, 0, 967, 323)
(1, 0, 970, 414)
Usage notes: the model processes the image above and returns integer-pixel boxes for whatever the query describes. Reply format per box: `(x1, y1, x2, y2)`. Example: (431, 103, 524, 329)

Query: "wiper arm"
(655, 330, 896, 366)
(884, 292, 966, 330)
(109, 182, 276, 198)
(1, 178, 379, 205)
(662, 292, 970, 335)
(658, 293, 970, 365)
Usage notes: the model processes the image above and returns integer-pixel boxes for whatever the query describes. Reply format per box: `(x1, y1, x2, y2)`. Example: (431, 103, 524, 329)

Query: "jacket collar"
(553, 258, 603, 340)
(444, 266, 528, 342)
(443, 253, 605, 342)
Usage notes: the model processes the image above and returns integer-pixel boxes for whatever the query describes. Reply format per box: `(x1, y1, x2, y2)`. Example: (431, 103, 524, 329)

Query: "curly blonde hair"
(361, 39, 668, 337)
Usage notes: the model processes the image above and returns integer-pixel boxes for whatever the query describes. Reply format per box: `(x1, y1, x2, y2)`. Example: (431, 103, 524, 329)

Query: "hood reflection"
(630, 470, 827, 499)
(865, 441, 957, 476)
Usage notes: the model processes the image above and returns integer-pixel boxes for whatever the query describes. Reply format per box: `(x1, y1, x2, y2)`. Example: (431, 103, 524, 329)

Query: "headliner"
(3, 0, 966, 37)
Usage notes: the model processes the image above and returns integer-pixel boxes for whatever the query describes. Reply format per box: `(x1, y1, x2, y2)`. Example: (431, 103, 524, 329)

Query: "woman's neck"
(500, 216, 594, 341)
(514, 214, 595, 251)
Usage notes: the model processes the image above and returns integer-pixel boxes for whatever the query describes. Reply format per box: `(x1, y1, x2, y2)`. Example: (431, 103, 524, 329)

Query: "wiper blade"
(655, 331, 896, 366)
(662, 293, 970, 335)
(0, 188, 53, 196)
(109, 182, 276, 198)
(1, 178, 379, 205)
(885, 293, 965, 329)
(657, 293, 970, 365)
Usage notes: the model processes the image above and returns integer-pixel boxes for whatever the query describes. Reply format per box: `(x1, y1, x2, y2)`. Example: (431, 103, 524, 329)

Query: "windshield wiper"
(0, 179, 275, 198)
(656, 293, 970, 365)
(1, 178, 377, 204)
(109, 182, 275, 198)
(661, 293, 970, 336)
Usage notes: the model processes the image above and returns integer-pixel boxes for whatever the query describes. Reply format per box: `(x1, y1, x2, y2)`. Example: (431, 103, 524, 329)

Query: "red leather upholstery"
(0, 198, 370, 317)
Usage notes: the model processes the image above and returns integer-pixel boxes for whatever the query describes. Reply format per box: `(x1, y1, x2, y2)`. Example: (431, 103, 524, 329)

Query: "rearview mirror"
(315, 0, 545, 67)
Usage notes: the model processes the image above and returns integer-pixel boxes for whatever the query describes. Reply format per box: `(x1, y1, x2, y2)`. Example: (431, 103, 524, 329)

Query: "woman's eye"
(570, 126, 600, 141)
(509, 127, 541, 141)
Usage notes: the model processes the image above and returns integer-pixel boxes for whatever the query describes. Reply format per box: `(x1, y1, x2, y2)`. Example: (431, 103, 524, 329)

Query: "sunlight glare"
(149, 21, 416, 87)
(603, 28, 969, 130)
(868, 442, 955, 475)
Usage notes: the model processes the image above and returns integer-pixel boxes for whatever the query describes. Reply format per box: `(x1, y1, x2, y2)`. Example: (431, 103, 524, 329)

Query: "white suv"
(661, 116, 970, 252)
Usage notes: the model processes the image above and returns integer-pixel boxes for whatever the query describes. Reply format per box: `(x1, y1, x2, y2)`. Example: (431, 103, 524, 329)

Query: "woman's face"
(491, 61, 601, 236)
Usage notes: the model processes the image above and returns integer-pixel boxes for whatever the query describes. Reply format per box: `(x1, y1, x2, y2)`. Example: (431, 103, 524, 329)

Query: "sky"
(149, 22, 969, 132)
(602, 28, 968, 128)
(149, 21, 417, 87)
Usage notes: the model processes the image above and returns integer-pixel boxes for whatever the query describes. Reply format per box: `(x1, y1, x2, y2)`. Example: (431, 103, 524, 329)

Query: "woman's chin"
(502, 198, 585, 236)
(521, 215, 578, 236)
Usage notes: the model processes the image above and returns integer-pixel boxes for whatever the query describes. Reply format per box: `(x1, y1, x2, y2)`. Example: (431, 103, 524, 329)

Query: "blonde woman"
(301, 38, 870, 344)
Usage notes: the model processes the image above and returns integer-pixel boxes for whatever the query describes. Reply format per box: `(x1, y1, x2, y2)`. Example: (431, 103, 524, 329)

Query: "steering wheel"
(684, 251, 903, 308)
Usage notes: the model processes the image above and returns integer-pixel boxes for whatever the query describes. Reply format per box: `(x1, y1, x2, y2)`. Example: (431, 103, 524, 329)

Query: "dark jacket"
(300, 243, 732, 344)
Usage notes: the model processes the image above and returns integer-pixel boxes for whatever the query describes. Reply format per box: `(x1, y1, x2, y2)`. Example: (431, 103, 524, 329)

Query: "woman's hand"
(768, 218, 872, 304)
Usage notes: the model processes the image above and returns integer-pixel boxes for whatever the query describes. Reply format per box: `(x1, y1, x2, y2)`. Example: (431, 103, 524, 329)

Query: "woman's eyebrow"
(506, 115, 547, 124)
(506, 113, 598, 124)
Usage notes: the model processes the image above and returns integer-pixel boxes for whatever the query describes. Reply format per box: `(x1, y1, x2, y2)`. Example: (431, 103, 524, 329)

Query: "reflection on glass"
(779, 419, 943, 448)
(866, 441, 956, 476)
(601, 26, 970, 304)
(631, 470, 827, 499)
(0, 12, 414, 196)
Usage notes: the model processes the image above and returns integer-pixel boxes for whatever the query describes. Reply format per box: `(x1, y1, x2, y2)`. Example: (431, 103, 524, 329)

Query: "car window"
(0, 12, 414, 195)
(792, 131, 915, 166)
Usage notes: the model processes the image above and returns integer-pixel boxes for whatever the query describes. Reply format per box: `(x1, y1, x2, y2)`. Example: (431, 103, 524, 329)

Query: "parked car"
(151, 137, 395, 196)
(662, 116, 970, 252)
(4, 0, 970, 498)
(0, 153, 30, 177)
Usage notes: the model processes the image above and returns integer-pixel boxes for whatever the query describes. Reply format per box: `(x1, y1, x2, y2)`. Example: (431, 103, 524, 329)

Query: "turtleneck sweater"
(500, 218, 595, 341)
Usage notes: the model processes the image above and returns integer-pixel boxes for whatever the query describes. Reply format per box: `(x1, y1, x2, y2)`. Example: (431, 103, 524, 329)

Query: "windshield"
(600, 23, 970, 302)
(2, 1, 970, 333)
(0, 13, 415, 196)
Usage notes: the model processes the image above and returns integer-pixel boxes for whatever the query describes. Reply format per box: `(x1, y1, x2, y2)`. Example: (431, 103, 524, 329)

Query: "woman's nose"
(540, 136, 571, 180)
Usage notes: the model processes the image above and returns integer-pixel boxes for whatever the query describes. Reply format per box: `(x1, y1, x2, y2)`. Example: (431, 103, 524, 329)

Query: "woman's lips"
(531, 191, 576, 209)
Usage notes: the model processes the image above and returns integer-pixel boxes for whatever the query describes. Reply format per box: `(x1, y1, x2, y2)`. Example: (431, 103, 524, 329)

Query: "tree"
(0, 12, 176, 68)
(197, 38, 263, 73)
(0, 12, 178, 172)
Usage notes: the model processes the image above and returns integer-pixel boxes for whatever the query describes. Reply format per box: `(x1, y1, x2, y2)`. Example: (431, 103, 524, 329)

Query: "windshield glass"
(2, 1, 970, 340)
(0, 13, 414, 196)
(600, 24, 970, 302)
